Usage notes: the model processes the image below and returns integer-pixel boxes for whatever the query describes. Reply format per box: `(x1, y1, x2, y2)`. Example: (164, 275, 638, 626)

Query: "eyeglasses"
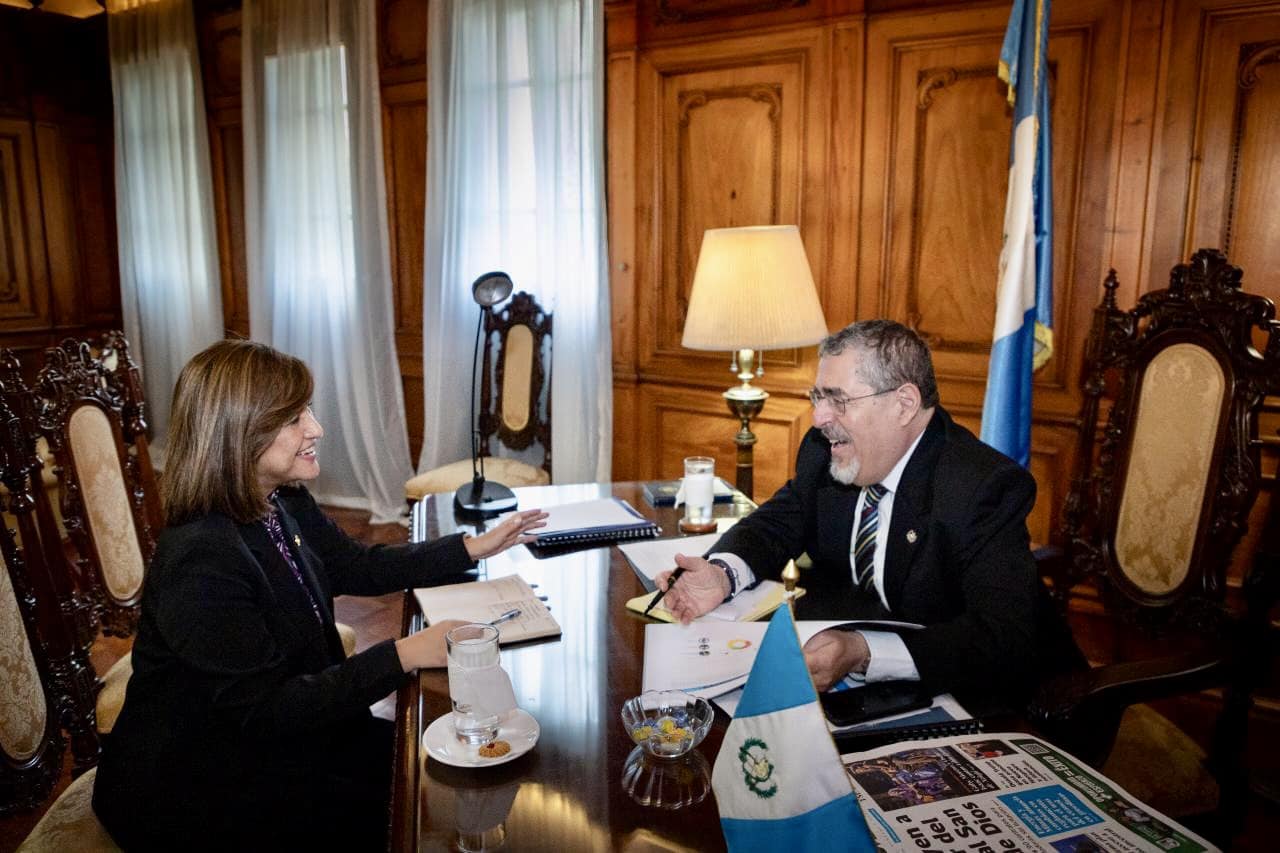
(807, 387, 894, 415)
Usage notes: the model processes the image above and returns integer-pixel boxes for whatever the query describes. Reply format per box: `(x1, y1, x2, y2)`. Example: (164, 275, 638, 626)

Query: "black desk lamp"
(455, 271, 519, 517)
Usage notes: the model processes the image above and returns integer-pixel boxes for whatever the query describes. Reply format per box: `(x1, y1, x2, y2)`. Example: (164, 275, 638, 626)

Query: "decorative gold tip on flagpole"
(782, 559, 800, 613)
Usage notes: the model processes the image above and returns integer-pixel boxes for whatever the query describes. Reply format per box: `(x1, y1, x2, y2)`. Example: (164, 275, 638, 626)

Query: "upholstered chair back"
(1051, 249, 1279, 616)
(0, 352, 100, 771)
(1112, 343, 1226, 597)
(0, 541, 60, 815)
(480, 291, 553, 472)
(0, 391, 89, 813)
(34, 337, 159, 638)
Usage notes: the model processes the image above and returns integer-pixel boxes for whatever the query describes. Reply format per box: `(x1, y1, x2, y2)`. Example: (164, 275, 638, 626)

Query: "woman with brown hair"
(92, 339, 545, 851)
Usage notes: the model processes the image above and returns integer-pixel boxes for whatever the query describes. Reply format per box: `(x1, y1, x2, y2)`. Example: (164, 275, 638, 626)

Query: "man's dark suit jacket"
(715, 406, 1081, 708)
(92, 486, 475, 850)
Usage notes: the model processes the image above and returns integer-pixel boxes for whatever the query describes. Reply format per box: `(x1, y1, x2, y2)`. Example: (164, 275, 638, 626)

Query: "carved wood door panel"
(1151, 2, 1280, 304)
(0, 118, 49, 332)
(636, 26, 831, 389)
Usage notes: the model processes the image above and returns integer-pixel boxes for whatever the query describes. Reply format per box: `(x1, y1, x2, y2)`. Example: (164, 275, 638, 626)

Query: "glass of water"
(679, 456, 716, 533)
(446, 624, 502, 745)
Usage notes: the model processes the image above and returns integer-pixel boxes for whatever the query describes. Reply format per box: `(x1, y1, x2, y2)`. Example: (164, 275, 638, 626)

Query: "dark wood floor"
(2, 506, 1277, 851)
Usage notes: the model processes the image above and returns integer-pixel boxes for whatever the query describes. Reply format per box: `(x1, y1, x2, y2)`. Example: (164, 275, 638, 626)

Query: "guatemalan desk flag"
(712, 606, 875, 852)
(980, 0, 1054, 468)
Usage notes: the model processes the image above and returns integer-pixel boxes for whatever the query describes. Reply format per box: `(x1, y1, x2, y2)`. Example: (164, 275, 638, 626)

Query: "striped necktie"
(853, 483, 888, 592)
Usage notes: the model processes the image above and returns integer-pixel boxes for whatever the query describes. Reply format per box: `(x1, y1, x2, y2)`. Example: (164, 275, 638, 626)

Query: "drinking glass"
(679, 456, 716, 533)
(446, 624, 502, 744)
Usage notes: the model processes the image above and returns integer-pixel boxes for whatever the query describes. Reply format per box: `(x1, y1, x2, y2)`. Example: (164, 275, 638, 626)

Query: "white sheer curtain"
(241, 0, 411, 522)
(421, 0, 611, 484)
(108, 0, 223, 458)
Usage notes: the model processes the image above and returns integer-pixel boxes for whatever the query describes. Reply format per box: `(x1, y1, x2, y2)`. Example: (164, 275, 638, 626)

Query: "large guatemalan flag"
(712, 606, 875, 851)
(980, 0, 1054, 468)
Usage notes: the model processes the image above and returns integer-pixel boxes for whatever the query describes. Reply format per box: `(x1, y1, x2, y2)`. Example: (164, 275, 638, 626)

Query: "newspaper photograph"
(841, 733, 1219, 853)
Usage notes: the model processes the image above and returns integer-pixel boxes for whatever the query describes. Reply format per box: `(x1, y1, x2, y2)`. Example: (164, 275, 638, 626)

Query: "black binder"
(529, 497, 660, 548)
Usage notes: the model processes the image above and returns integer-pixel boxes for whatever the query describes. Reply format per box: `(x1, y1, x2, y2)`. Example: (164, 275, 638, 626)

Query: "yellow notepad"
(626, 580, 805, 623)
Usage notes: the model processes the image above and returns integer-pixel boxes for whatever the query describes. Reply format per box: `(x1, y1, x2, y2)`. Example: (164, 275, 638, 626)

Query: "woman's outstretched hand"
(463, 508, 549, 560)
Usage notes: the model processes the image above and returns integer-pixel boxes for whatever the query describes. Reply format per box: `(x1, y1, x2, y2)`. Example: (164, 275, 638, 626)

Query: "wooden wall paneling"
(377, 0, 428, 463)
(1149, 0, 1280, 303)
(1142, 0, 1280, 595)
(639, 384, 813, 498)
(380, 80, 427, 462)
(0, 10, 118, 364)
(607, 42, 641, 479)
(635, 0, 862, 46)
(0, 10, 28, 118)
(62, 121, 120, 330)
(607, 1, 640, 480)
(377, 0, 428, 85)
(197, 10, 248, 338)
(207, 106, 249, 338)
(862, 0, 1122, 416)
(824, 18, 864, 330)
(607, 48, 638, 383)
(636, 25, 832, 390)
(1102, 0, 1168, 293)
(612, 380, 639, 480)
(32, 120, 82, 331)
(0, 117, 49, 333)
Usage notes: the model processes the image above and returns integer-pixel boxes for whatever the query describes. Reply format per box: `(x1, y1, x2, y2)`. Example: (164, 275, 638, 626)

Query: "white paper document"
(618, 533, 721, 581)
(640, 620, 849, 699)
(616, 522, 740, 583)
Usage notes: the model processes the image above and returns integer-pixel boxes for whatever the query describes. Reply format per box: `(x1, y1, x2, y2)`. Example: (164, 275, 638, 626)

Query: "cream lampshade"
(681, 225, 828, 497)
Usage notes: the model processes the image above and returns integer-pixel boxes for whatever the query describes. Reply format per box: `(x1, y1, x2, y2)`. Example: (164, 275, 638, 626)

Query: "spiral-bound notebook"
(523, 497, 659, 548)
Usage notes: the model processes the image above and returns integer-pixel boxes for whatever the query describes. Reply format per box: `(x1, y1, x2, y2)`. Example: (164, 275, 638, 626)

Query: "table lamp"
(681, 225, 828, 498)
(455, 271, 519, 517)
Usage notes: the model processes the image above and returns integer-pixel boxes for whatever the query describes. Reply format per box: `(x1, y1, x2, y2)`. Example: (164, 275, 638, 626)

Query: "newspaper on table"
(841, 732, 1219, 853)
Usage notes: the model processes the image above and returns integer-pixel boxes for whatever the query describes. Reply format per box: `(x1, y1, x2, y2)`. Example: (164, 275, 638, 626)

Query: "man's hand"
(463, 509, 549, 560)
(653, 554, 731, 624)
(802, 629, 870, 691)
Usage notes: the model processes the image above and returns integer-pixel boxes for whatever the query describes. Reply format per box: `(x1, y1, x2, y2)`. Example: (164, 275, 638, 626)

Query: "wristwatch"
(708, 557, 737, 601)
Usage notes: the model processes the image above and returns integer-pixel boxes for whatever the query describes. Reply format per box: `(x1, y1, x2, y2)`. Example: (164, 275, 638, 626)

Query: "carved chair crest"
(478, 291, 553, 474)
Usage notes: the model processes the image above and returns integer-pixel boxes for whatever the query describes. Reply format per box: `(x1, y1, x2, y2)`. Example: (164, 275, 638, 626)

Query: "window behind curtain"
(262, 44, 356, 313)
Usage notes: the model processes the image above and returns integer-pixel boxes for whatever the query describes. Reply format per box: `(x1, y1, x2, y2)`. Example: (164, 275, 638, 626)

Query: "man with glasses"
(657, 320, 1079, 710)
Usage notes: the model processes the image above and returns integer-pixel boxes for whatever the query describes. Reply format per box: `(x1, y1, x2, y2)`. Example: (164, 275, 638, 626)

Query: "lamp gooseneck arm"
(470, 307, 485, 487)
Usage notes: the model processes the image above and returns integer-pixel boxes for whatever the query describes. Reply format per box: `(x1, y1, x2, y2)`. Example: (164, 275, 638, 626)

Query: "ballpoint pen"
(642, 567, 686, 616)
(488, 609, 521, 626)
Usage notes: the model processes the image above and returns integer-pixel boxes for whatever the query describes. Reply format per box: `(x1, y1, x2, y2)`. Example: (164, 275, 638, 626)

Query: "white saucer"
(423, 708, 540, 768)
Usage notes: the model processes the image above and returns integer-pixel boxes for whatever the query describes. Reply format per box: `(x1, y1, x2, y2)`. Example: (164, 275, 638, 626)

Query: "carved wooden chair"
(406, 291, 554, 501)
(0, 392, 96, 815)
(0, 352, 101, 772)
(33, 336, 158, 642)
(1030, 249, 1280, 838)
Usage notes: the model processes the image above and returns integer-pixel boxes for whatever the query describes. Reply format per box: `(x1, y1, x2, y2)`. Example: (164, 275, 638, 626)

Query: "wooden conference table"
(390, 482, 755, 852)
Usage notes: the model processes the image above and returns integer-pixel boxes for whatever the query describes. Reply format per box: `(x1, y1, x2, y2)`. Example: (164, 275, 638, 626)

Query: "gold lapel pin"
(906, 530, 918, 544)
(294, 534, 302, 548)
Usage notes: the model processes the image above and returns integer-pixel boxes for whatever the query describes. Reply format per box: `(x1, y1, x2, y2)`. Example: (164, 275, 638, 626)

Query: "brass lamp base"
(724, 386, 767, 500)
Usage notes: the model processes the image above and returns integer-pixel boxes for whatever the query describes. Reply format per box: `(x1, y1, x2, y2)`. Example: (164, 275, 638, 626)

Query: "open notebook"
(414, 574, 560, 644)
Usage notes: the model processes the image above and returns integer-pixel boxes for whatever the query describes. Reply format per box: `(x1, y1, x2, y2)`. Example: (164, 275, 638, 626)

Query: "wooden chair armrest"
(1027, 652, 1225, 765)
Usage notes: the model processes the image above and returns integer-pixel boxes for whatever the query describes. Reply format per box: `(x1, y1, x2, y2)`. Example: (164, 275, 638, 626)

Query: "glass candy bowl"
(620, 690, 713, 759)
